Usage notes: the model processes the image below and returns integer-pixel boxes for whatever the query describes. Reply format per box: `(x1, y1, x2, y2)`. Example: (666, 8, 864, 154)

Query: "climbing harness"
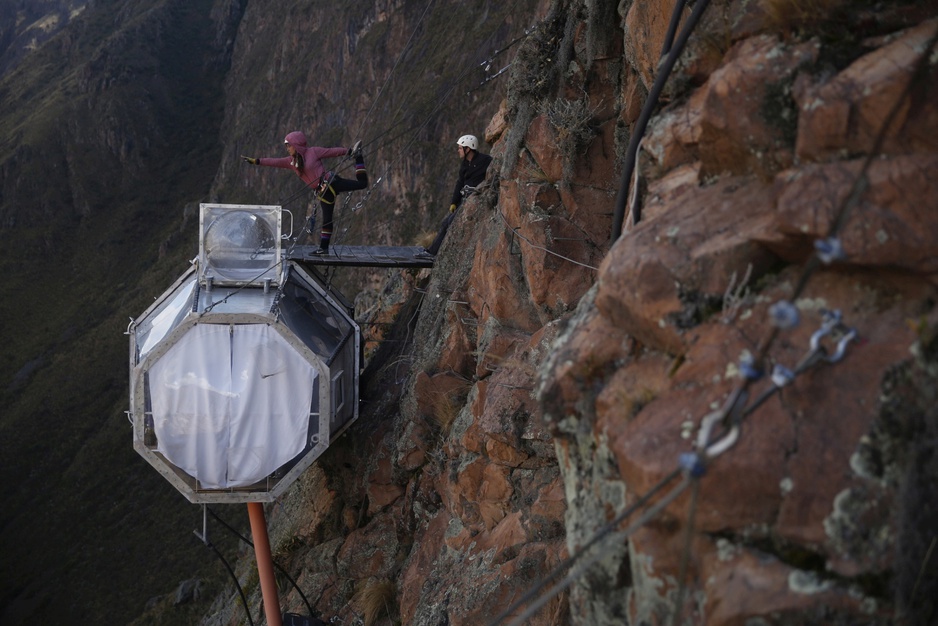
(316, 173, 338, 203)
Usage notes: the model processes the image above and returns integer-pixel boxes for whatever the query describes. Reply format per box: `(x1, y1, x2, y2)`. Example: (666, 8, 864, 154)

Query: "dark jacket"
(450, 151, 492, 208)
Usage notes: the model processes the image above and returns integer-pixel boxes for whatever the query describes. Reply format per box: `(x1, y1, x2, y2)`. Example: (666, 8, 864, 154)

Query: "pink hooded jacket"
(258, 131, 348, 186)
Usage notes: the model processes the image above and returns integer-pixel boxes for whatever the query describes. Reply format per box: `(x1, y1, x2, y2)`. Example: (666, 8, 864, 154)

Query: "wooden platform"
(286, 244, 434, 268)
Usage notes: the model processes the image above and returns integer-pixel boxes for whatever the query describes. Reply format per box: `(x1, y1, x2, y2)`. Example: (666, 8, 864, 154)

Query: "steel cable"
(611, 0, 711, 239)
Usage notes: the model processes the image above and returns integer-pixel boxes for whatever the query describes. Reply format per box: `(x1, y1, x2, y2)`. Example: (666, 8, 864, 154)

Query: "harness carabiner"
(695, 387, 748, 462)
(809, 309, 842, 353)
(826, 327, 857, 363)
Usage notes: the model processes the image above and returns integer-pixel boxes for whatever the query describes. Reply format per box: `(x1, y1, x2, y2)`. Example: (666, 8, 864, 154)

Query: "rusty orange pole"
(247, 502, 283, 626)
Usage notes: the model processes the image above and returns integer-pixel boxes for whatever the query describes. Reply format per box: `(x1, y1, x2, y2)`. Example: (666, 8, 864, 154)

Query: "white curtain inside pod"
(149, 323, 315, 488)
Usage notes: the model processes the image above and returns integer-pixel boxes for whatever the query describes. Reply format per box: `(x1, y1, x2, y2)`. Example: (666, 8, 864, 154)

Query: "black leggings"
(317, 156, 368, 249)
(427, 209, 457, 255)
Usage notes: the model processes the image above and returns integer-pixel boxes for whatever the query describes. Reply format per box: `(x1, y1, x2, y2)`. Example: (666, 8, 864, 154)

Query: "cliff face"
(541, 4, 938, 624)
(199, 1, 938, 625)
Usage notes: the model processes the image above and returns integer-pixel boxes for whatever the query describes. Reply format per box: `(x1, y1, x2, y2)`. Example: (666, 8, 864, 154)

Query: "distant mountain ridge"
(0, 1, 87, 77)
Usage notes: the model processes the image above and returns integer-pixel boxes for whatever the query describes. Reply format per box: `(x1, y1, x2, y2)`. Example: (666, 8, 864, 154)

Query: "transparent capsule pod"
(128, 204, 359, 503)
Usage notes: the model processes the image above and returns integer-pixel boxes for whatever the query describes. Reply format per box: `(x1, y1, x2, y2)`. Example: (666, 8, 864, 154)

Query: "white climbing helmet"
(456, 134, 478, 151)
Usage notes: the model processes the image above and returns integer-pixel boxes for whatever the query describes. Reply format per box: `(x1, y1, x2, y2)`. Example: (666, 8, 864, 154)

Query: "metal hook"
(682, 412, 739, 478)
(695, 387, 747, 460)
(705, 425, 739, 459)
(826, 327, 857, 363)
(696, 409, 741, 460)
(771, 364, 795, 387)
(809, 309, 842, 352)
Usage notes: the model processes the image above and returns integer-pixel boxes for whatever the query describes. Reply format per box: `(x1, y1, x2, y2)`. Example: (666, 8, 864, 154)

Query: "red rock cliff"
(208, 1, 938, 625)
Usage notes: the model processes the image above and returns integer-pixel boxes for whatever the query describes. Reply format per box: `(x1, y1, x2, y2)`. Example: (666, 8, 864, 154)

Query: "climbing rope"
(206, 506, 319, 622)
(721, 22, 938, 433)
(328, 1, 536, 238)
(492, 471, 692, 626)
(611, 0, 711, 239)
(670, 477, 699, 626)
(236, 2, 536, 260)
(660, 0, 689, 58)
(193, 507, 256, 626)
(201, 258, 285, 314)
(489, 306, 860, 624)
(251, 1, 538, 264)
(496, 209, 599, 271)
(264, 0, 436, 219)
(486, 466, 684, 625)
(360, 0, 533, 150)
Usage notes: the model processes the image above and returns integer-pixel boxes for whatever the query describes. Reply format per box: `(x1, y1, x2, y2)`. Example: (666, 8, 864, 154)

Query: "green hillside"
(0, 1, 245, 623)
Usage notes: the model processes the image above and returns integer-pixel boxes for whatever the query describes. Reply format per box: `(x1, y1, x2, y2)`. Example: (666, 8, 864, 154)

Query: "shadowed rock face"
(204, 3, 938, 626)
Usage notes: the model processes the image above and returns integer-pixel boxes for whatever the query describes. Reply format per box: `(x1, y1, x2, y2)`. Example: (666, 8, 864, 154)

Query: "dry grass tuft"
(413, 229, 436, 249)
(521, 158, 557, 186)
(541, 94, 597, 182)
(542, 96, 596, 153)
(426, 376, 473, 434)
(354, 578, 397, 626)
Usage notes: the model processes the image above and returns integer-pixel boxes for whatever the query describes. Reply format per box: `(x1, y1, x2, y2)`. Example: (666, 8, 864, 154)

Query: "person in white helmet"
(416, 134, 492, 260)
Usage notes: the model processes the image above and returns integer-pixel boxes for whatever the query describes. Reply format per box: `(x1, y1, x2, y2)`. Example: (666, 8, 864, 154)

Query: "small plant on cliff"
(507, 10, 566, 106)
(541, 93, 598, 183)
(521, 156, 558, 186)
(273, 533, 306, 562)
(353, 578, 398, 626)
(413, 229, 436, 250)
(543, 95, 596, 150)
(427, 376, 473, 435)
(721, 263, 753, 324)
